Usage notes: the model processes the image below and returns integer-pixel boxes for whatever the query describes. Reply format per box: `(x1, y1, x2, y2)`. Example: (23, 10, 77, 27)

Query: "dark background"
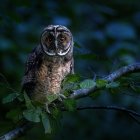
(0, 0, 140, 139)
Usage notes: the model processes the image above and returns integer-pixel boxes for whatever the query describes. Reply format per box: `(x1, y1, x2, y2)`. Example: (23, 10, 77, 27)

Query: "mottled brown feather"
(22, 49, 73, 103)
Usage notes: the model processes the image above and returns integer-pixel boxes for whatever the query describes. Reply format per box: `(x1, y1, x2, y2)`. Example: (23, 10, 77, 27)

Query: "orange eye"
(46, 37, 52, 43)
(59, 36, 65, 42)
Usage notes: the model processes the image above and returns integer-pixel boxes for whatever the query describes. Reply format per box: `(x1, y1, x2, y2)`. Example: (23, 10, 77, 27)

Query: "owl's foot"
(57, 93, 66, 102)
(45, 103, 51, 114)
(45, 103, 57, 114)
(45, 94, 66, 113)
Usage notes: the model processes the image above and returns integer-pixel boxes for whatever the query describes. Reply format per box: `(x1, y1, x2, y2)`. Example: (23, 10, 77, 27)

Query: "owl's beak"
(55, 40, 57, 48)
(54, 39, 58, 52)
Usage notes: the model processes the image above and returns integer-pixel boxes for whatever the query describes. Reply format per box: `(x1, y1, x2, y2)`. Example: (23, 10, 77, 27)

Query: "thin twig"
(76, 105, 140, 117)
(62, 105, 140, 124)
(128, 113, 140, 124)
(76, 105, 140, 124)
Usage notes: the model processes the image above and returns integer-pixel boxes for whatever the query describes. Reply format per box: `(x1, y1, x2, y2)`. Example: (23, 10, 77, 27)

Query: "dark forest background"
(0, 0, 140, 140)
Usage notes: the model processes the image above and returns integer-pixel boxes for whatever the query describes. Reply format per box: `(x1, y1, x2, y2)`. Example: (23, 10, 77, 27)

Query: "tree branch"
(1, 63, 140, 140)
(0, 123, 30, 140)
(70, 63, 140, 99)
(76, 105, 140, 117)
(76, 105, 140, 124)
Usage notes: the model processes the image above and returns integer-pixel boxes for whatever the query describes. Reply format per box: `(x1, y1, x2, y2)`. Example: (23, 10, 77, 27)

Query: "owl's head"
(40, 25, 73, 56)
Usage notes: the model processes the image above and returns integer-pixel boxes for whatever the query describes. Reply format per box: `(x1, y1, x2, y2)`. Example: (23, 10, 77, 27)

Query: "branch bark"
(0, 123, 30, 140)
(70, 63, 140, 99)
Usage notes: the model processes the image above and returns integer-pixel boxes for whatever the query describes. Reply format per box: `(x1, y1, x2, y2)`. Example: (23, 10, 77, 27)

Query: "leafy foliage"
(80, 79, 96, 89)
(2, 93, 19, 104)
(106, 82, 120, 88)
(23, 108, 41, 123)
(46, 94, 58, 104)
(0, 0, 140, 139)
(51, 107, 62, 120)
(63, 99, 77, 112)
(2, 92, 59, 133)
(23, 93, 57, 133)
(41, 112, 51, 133)
(61, 74, 80, 96)
(24, 93, 35, 109)
(6, 108, 23, 123)
(96, 79, 108, 88)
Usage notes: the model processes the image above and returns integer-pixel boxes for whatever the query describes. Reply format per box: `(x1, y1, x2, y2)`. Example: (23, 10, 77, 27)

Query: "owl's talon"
(58, 94, 66, 101)
(52, 103, 56, 107)
(45, 103, 51, 114)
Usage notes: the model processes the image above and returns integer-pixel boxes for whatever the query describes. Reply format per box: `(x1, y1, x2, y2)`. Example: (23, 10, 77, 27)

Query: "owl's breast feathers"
(22, 46, 73, 103)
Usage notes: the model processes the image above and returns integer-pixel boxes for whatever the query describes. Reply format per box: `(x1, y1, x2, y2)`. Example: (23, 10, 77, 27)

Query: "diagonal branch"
(70, 63, 140, 99)
(0, 123, 31, 140)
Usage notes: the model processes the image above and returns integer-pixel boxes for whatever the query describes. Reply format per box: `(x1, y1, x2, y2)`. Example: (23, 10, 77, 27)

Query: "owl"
(22, 25, 74, 109)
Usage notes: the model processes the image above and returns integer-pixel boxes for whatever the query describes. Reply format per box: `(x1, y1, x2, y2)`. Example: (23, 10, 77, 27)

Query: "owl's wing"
(22, 46, 43, 91)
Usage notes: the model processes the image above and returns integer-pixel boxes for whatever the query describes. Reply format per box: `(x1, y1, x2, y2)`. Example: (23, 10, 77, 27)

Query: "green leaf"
(80, 79, 96, 89)
(41, 112, 51, 133)
(23, 107, 41, 123)
(6, 108, 23, 122)
(62, 74, 80, 96)
(106, 82, 120, 88)
(24, 93, 35, 109)
(60, 74, 80, 98)
(96, 79, 108, 88)
(51, 107, 62, 119)
(63, 99, 76, 112)
(46, 94, 58, 104)
(64, 74, 81, 83)
(2, 93, 19, 104)
(63, 83, 79, 92)
(62, 82, 80, 97)
(17, 94, 24, 102)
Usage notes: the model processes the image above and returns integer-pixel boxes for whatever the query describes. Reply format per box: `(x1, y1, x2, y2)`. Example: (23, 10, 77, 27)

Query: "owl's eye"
(46, 37, 53, 44)
(59, 35, 66, 42)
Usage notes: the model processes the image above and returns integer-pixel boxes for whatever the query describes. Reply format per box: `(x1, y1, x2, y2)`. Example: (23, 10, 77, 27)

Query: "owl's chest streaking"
(32, 56, 72, 102)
